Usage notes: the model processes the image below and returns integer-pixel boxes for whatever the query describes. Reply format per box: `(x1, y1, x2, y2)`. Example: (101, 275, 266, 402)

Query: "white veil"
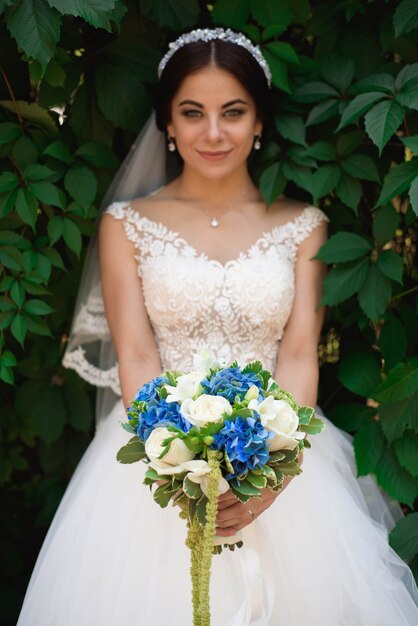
(62, 113, 170, 424)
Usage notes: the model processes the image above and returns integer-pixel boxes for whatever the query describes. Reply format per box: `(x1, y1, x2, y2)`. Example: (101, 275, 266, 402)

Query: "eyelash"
(181, 109, 246, 118)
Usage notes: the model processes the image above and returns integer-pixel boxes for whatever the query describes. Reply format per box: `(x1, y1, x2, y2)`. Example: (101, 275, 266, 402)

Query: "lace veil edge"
(62, 113, 168, 423)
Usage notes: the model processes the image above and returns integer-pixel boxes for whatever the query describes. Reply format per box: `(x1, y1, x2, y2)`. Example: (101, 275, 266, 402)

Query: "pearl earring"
(167, 136, 176, 152)
(254, 135, 262, 150)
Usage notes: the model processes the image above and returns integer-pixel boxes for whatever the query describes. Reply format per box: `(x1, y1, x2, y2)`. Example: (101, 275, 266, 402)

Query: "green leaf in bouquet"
(267, 450, 286, 464)
(144, 467, 162, 485)
(279, 447, 300, 463)
(183, 475, 203, 500)
(165, 370, 178, 386)
(196, 495, 208, 526)
(188, 496, 197, 522)
(242, 360, 263, 374)
(121, 422, 136, 434)
(229, 481, 252, 503)
(246, 471, 267, 489)
(200, 421, 225, 437)
(272, 466, 284, 486)
(232, 408, 253, 419)
(276, 460, 302, 476)
(299, 416, 325, 435)
(116, 437, 146, 464)
(153, 483, 174, 509)
(297, 406, 315, 425)
(224, 451, 235, 475)
(233, 478, 261, 497)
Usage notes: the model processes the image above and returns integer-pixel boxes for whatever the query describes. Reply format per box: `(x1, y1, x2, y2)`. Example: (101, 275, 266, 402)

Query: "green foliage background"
(0, 0, 417, 622)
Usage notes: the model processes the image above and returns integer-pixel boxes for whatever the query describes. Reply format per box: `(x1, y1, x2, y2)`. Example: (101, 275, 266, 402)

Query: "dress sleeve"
(292, 206, 329, 248)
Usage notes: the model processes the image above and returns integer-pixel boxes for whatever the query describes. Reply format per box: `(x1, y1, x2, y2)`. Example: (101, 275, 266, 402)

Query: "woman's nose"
(206, 117, 225, 142)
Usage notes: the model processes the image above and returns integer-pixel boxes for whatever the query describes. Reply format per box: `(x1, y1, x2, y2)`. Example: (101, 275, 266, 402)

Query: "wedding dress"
(17, 202, 418, 626)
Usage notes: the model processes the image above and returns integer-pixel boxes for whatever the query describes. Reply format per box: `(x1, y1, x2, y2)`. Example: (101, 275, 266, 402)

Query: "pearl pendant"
(210, 217, 219, 228)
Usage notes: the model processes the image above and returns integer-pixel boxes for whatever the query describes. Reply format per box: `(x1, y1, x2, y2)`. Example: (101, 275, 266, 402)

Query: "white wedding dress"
(18, 203, 418, 625)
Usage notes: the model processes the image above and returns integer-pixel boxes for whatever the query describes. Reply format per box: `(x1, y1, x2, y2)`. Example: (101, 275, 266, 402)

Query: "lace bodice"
(101, 202, 328, 374)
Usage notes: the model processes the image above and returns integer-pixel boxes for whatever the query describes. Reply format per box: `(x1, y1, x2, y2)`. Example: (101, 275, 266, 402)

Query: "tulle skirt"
(17, 400, 418, 625)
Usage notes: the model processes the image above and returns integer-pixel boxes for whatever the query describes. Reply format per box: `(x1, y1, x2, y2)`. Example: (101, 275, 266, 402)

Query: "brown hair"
(154, 39, 272, 132)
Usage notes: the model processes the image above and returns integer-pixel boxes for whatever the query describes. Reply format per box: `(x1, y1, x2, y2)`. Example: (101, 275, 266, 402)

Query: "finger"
(217, 498, 238, 511)
(215, 526, 240, 537)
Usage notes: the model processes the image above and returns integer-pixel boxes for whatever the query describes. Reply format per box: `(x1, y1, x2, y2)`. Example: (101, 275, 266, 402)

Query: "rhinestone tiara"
(157, 27, 272, 88)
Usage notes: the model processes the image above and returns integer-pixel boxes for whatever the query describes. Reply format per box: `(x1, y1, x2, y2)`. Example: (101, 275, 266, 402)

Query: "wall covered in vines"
(0, 1, 417, 622)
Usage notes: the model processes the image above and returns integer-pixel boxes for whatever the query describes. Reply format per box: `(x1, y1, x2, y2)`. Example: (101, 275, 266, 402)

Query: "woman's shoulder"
(268, 196, 327, 226)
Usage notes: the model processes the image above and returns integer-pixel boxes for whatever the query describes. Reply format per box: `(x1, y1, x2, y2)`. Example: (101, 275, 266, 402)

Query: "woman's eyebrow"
(178, 98, 248, 108)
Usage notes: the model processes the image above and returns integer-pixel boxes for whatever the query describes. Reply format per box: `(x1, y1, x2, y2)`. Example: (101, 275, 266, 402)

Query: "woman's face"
(167, 66, 262, 180)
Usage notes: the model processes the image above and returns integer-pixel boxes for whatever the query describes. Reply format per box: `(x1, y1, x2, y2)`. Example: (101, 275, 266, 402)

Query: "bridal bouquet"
(117, 351, 324, 626)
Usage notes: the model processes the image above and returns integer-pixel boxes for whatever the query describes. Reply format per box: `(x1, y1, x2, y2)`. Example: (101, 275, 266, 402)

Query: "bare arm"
(99, 213, 162, 409)
(216, 218, 328, 536)
(273, 220, 328, 406)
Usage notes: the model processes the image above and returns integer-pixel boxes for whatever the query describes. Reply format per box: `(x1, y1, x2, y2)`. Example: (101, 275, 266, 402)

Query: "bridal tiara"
(157, 27, 272, 88)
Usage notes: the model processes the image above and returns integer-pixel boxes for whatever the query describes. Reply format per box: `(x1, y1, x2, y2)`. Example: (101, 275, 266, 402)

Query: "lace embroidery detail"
(63, 347, 121, 395)
(102, 202, 329, 374)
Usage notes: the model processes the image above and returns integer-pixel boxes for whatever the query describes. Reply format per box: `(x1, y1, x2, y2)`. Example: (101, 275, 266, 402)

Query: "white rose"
(193, 350, 226, 374)
(187, 462, 230, 497)
(149, 459, 210, 476)
(145, 427, 195, 471)
(181, 394, 232, 429)
(248, 396, 305, 451)
(164, 371, 205, 403)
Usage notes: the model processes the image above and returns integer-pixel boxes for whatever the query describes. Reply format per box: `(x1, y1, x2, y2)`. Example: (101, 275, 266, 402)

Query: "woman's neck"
(172, 165, 261, 206)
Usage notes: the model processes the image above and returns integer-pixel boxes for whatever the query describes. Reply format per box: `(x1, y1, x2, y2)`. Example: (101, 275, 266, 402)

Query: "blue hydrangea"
(134, 375, 168, 403)
(136, 399, 192, 441)
(211, 417, 272, 478)
(201, 367, 263, 403)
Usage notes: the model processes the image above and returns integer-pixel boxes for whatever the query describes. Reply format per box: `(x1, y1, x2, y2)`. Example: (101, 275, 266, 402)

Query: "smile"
(197, 150, 233, 161)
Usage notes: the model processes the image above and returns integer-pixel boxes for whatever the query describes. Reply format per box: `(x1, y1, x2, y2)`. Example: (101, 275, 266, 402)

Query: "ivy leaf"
(336, 92, 386, 131)
(358, 264, 392, 321)
(0, 100, 58, 136)
(376, 249, 403, 284)
(47, 0, 117, 31)
(338, 352, 381, 398)
(306, 141, 336, 161)
(211, 0, 250, 28)
(0, 122, 21, 146)
(306, 99, 339, 127)
(394, 432, 418, 477)
(375, 160, 418, 207)
(364, 100, 404, 154)
(389, 513, 418, 560)
(11, 312, 27, 345)
(262, 51, 291, 92)
(393, 0, 418, 37)
(341, 154, 380, 182)
(375, 447, 417, 507)
(292, 81, 339, 103)
(23, 164, 55, 181)
(352, 73, 396, 95)
(327, 403, 376, 433)
(15, 188, 39, 230)
(379, 394, 418, 441)
(373, 362, 418, 403)
(47, 215, 64, 245)
(321, 257, 369, 306)
(249, 0, 292, 29)
(23, 299, 54, 315)
(379, 315, 408, 370)
(6, 0, 61, 70)
(75, 142, 118, 168)
(321, 55, 355, 92)
(265, 41, 299, 65)
(372, 204, 399, 246)
(64, 164, 97, 210)
(310, 164, 340, 202)
(353, 419, 385, 477)
(0, 172, 19, 193)
(275, 115, 306, 146)
(336, 131, 363, 157)
(259, 162, 286, 206)
(409, 176, 418, 217)
(335, 173, 362, 212)
(395, 63, 418, 92)
(62, 219, 82, 256)
(314, 232, 371, 263)
(42, 140, 73, 163)
(139, 0, 199, 30)
(29, 181, 65, 208)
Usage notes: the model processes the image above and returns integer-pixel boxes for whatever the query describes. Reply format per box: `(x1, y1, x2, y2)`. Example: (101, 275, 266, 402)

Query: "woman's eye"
(182, 110, 202, 118)
(224, 109, 245, 117)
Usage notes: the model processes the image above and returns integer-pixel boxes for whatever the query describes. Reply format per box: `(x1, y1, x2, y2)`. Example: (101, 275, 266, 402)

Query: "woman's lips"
(198, 150, 232, 161)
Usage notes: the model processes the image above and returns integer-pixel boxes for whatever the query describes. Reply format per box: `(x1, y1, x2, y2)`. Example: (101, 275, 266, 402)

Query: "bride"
(18, 28, 418, 625)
